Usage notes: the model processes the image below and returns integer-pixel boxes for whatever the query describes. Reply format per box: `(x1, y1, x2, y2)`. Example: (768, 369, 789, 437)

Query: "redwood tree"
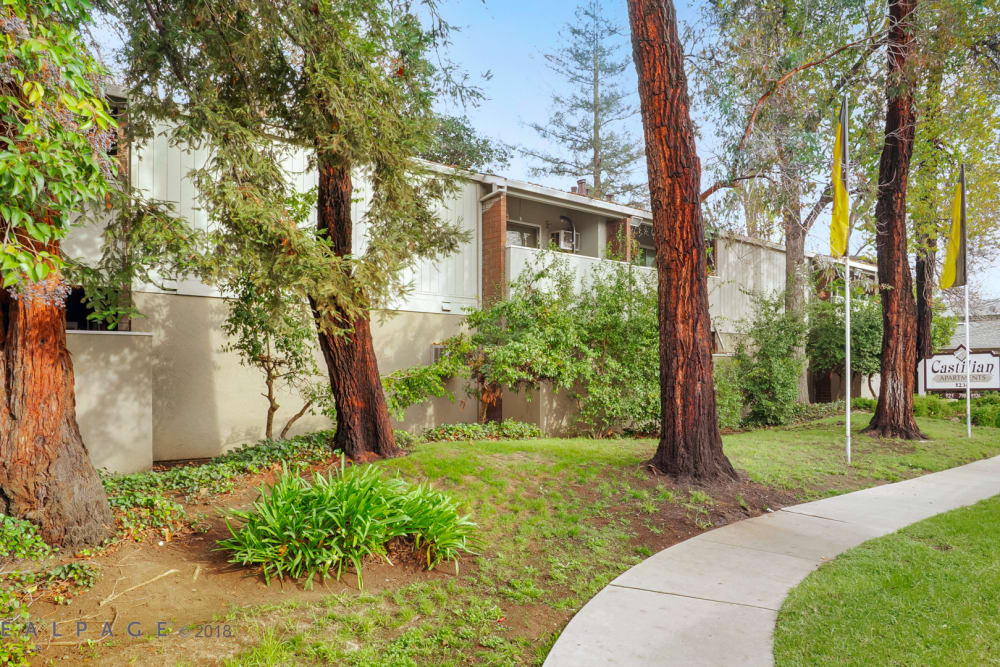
(862, 0, 926, 439)
(627, 0, 738, 480)
(0, 0, 114, 546)
(109, 0, 467, 459)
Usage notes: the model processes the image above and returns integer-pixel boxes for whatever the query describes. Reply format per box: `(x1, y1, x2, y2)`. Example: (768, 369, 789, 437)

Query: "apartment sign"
(923, 346, 1000, 391)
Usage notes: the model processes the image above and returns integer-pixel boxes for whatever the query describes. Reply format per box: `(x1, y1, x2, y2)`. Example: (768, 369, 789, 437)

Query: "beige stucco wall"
(502, 383, 581, 436)
(130, 293, 476, 459)
(132, 292, 332, 460)
(370, 310, 479, 430)
(68, 331, 154, 473)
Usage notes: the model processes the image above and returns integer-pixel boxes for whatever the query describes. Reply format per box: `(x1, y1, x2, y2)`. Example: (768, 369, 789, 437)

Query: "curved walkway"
(545, 455, 1000, 666)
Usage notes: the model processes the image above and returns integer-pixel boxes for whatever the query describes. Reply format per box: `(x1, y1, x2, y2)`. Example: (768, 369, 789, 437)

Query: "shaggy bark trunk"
(914, 235, 936, 367)
(782, 169, 810, 403)
(628, 0, 738, 480)
(0, 277, 113, 547)
(863, 0, 926, 440)
(312, 161, 399, 460)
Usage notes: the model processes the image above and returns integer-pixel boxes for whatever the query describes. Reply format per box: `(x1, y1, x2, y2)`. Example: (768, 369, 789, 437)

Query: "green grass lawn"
(198, 415, 1000, 666)
(774, 494, 1000, 665)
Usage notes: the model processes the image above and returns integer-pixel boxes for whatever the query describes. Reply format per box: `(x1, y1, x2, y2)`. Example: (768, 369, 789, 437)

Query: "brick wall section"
(481, 192, 507, 305)
(606, 217, 632, 262)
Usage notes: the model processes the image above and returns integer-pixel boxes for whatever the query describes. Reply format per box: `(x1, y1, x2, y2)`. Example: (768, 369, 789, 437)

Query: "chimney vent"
(576, 179, 588, 196)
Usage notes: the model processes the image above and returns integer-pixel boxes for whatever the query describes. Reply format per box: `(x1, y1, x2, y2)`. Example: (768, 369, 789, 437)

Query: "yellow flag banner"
(830, 99, 850, 258)
(940, 165, 967, 289)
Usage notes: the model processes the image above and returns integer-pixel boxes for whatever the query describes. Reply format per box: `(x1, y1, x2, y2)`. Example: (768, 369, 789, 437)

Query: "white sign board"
(923, 345, 1000, 392)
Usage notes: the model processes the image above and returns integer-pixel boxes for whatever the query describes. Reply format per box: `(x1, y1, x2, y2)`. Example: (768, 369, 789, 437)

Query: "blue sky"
(433, 0, 999, 299)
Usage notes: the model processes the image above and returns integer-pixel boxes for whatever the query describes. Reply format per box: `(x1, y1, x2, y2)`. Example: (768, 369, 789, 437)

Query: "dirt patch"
(627, 471, 800, 553)
(27, 496, 452, 666)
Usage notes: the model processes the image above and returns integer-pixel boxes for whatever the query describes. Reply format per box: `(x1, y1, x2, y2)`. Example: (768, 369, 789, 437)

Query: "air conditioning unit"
(550, 230, 578, 251)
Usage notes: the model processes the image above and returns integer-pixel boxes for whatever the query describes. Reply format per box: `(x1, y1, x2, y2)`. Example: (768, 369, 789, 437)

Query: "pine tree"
(524, 0, 646, 204)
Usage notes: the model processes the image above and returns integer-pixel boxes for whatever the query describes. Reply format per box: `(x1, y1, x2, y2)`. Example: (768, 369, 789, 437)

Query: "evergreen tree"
(421, 114, 511, 173)
(524, 0, 646, 204)
(105, 0, 469, 459)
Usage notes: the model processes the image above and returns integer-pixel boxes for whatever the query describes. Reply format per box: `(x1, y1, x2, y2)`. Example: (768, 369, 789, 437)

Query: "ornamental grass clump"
(217, 461, 476, 589)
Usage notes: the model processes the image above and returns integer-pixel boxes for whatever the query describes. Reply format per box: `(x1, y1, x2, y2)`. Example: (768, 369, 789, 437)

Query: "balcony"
(505, 245, 655, 294)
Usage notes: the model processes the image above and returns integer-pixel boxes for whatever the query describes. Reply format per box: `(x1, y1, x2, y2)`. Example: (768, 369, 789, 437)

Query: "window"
(65, 288, 100, 331)
(635, 246, 656, 268)
(506, 222, 539, 248)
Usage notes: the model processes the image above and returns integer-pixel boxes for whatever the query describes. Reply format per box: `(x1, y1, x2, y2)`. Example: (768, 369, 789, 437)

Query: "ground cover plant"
(218, 462, 477, 589)
(418, 420, 543, 443)
(34, 413, 1000, 666)
(0, 515, 101, 665)
(774, 495, 1000, 665)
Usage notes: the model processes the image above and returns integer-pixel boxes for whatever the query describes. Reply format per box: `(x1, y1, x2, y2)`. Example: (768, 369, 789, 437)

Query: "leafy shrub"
(807, 294, 882, 381)
(713, 359, 743, 430)
(393, 428, 420, 449)
(790, 400, 846, 422)
(574, 261, 659, 435)
(421, 420, 542, 442)
(972, 405, 1000, 428)
(102, 431, 335, 499)
(974, 393, 1000, 407)
(218, 463, 476, 588)
(735, 293, 807, 426)
(912, 395, 964, 419)
(0, 515, 54, 562)
(852, 397, 877, 411)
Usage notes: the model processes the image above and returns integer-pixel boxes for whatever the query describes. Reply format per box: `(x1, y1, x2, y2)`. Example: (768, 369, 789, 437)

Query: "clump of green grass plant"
(218, 460, 477, 589)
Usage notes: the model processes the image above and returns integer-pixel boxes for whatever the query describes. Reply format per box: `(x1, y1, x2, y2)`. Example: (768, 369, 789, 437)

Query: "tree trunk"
(628, 0, 738, 480)
(312, 161, 399, 460)
(782, 168, 810, 403)
(862, 0, 926, 440)
(0, 277, 113, 547)
(914, 234, 936, 366)
(592, 47, 602, 198)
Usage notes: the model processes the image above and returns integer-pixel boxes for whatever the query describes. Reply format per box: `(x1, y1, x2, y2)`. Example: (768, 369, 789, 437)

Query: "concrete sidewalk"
(544, 455, 1000, 666)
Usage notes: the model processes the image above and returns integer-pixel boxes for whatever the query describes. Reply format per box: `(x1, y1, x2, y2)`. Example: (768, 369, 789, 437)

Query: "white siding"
(708, 238, 787, 332)
(384, 180, 481, 314)
(121, 129, 479, 311)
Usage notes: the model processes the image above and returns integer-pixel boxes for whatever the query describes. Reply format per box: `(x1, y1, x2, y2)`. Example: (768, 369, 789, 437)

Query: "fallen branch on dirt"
(99, 569, 179, 607)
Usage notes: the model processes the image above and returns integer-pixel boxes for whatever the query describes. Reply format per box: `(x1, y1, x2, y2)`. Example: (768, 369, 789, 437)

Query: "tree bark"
(0, 277, 113, 547)
(914, 234, 936, 365)
(781, 168, 810, 403)
(628, 0, 738, 480)
(862, 0, 926, 440)
(312, 161, 399, 460)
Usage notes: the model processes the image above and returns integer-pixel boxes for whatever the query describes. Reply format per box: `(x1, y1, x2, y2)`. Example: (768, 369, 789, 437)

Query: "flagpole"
(965, 281, 971, 437)
(842, 94, 851, 466)
(845, 253, 852, 464)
